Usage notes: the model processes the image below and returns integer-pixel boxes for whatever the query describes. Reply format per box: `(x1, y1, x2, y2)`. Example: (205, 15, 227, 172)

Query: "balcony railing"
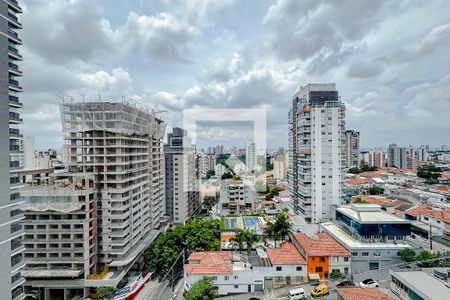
(8, 45, 22, 58)
(9, 112, 22, 121)
(9, 78, 19, 86)
(10, 145, 20, 151)
(10, 224, 22, 234)
(8, 12, 18, 22)
(9, 62, 19, 70)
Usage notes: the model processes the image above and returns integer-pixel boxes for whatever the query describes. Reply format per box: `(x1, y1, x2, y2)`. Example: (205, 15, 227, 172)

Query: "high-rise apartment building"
(198, 153, 216, 178)
(288, 83, 346, 223)
(0, 1, 25, 299)
(416, 146, 429, 162)
(219, 179, 255, 215)
(164, 127, 200, 224)
(59, 102, 165, 282)
(273, 154, 287, 180)
(387, 143, 407, 169)
(368, 150, 386, 168)
(345, 130, 360, 169)
(245, 139, 256, 172)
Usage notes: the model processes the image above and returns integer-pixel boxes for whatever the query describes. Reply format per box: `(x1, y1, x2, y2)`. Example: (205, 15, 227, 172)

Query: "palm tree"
(229, 230, 246, 253)
(242, 230, 259, 254)
(264, 213, 292, 247)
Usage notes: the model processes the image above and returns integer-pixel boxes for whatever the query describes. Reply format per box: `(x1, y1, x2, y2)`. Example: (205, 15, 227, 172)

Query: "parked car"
(310, 284, 329, 297)
(288, 287, 308, 300)
(359, 278, 379, 288)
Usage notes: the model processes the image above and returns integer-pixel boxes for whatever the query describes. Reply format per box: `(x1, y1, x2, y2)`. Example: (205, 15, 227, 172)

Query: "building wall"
(349, 248, 405, 274)
(307, 256, 329, 279)
(0, 1, 25, 299)
(329, 256, 351, 276)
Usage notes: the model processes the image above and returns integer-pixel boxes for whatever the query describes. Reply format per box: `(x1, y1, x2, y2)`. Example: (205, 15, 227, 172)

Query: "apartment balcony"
(9, 95, 23, 108)
(12, 287, 25, 300)
(9, 144, 21, 152)
(9, 112, 22, 123)
(8, 45, 22, 60)
(6, 0, 22, 13)
(9, 79, 23, 91)
(7, 29, 22, 44)
(8, 62, 22, 76)
(7, 12, 22, 29)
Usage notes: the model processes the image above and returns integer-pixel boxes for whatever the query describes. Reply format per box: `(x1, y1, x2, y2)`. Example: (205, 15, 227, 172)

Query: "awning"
(308, 273, 320, 280)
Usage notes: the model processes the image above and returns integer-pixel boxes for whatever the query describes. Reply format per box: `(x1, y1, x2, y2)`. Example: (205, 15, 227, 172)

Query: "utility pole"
(429, 222, 433, 251)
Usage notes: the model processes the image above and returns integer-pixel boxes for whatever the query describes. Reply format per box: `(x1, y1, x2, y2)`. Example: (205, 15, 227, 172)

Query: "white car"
(288, 287, 308, 300)
(359, 278, 379, 288)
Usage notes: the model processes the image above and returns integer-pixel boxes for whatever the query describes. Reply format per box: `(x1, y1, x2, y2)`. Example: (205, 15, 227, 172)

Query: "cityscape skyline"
(18, 0, 450, 149)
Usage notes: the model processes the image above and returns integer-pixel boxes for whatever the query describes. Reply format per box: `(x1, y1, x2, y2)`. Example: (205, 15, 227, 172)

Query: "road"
(134, 279, 177, 300)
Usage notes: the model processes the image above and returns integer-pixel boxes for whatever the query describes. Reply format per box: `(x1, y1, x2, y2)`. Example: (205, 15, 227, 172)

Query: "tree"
(330, 270, 342, 279)
(348, 167, 361, 174)
(264, 213, 292, 247)
(415, 250, 434, 261)
(202, 195, 218, 211)
(417, 164, 442, 180)
(98, 287, 115, 300)
(186, 276, 218, 300)
(353, 197, 368, 204)
(229, 230, 246, 253)
(204, 170, 215, 179)
(144, 219, 221, 273)
(367, 186, 384, 195)
(266, 162, 274, 171)
(398, 248, 416, 262)
(241, 230, 259, 254)
(221, 172, 233, 180)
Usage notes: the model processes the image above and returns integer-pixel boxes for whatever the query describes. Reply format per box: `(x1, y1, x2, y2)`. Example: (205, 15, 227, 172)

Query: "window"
(276, 266, 282, 271)
(344, 257, 349, 262)
(362, 252, 369, 256)
(373, 251, 381, 257)
(296, 266, 302, 271)
(211, 276, 217, 280)
(234, 285, 239, 289)
(351, 252, 358, 256)
(224, 276, 229, 281)
(319, 257, 325, 262)
(315, 267, 323, 273)
(234, 276, 238, 279)
(369, 262, 379, 270)
(344, 267, 349, 274)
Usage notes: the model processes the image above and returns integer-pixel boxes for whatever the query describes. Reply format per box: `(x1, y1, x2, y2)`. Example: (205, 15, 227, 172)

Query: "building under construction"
(20, 101, 166, 299)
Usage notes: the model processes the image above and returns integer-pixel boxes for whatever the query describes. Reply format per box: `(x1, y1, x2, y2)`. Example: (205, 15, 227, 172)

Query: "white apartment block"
(288, 83, 345, 223)
(273, 154, 287, 180)
(219, 179, 255, 214)
(245, 139, 256, 172)
(215, 164, 226, 177)
(164, 127, 200, 224)
(198, 153, 216, 178)
(345, 130, 360, 169)
(368, 150, 386, 168)
(60, 102, 165, 273)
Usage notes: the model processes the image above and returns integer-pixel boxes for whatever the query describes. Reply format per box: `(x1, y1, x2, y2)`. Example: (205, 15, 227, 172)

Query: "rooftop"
(421, 209, 450, 223)
(404, 204, 434, 217)
(390, 269, 450, 300)
(294, 232, 350, 257)
(321, 223, 411, 249)
(337, 204, 408, 224)
(184, 252, 233, 275)
(266, 242, 306, 265)
(337, 287, 394, 300)
(353, 195, 392, 206)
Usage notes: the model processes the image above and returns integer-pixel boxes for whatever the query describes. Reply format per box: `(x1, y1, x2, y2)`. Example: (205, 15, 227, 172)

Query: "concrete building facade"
(0, 1, 25, 299)
(288, 83, 346, 223)
(345, 130, 360, 169)
(219, 179, 255, 215)
(59, 102, 165, 291)
(164, 127, 200, 224)
(245, 139, 256, 172)
(388, 144, 407, 169)
(273, 154, 287, 180)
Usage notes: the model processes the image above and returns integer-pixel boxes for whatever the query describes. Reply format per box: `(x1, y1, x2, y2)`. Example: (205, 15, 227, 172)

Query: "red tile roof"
(345, 177, 374, 185)
(353, 195, 391, 205)
(337, 287, 395, 300)
(184, 252, 233, 275)
(385, 199, 405, 207)
(406, 204, 434, 217)
(437, 185, 450, 192)
(440, 173, 450, 179)
(294, 232, 350, 257)
(421, 210, 450, 223)
(266, 242, 306, 265)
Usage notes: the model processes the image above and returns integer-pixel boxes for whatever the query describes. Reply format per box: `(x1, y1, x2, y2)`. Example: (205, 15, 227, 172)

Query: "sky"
(19, 0, 450, 150)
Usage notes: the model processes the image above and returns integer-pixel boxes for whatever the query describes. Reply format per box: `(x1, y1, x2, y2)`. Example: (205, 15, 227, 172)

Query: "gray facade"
(0, 1, 25, 299)
(164, 127, 200, 224)
(345, 130, 360, 169)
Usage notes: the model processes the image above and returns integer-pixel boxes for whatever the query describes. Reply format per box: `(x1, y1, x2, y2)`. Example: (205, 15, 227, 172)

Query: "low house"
(184, 242, 307, 295)
(265, 241, 307, 287)
(293, 232, 351, 279)
(418, 209, 450, 238)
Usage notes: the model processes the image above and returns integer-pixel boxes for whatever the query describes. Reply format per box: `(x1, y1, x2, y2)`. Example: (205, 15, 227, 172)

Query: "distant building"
(245, 139, 256, 172)
(345, 130, 360, 169)
(368, 150, 386, 168)
(288, 83, 345, 223)
(322, 204, 412, 273)
(198, 153, 216, 178)
(388, 143, 407, 169)
(219, 179, 255, 214)
(215, 164, 226, 177)
(415, 145, 429, 162)
(273, 154, 287, 180)
(164, 127, 200, 224)
(23, 136, 35, 169)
